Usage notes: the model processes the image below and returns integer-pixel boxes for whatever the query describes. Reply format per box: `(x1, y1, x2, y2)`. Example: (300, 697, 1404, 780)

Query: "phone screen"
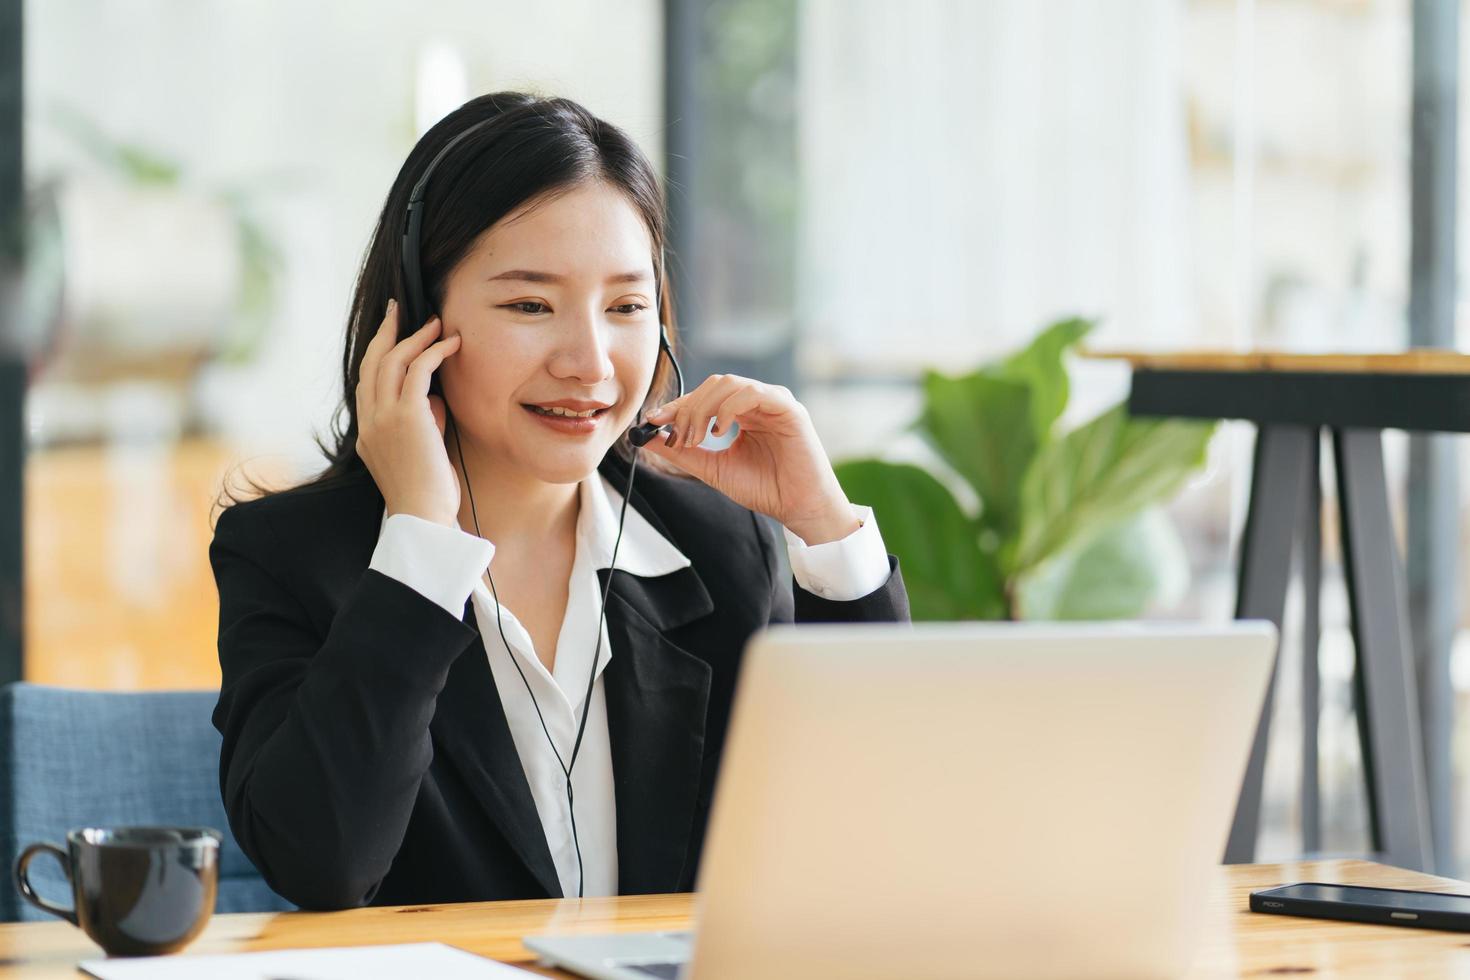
(1266, 883, 1470, 915)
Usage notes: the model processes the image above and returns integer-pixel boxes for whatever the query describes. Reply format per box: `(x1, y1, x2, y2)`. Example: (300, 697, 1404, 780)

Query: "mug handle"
(14, 842, 77, 925)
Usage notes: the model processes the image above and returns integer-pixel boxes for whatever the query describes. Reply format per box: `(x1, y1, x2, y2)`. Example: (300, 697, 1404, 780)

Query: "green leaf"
(48, 102, 182, 186)
(834, 459, 1006, 621)
(111, 143, 183, 185)
(1015, 508, 1190, 620)
(914, 317, 1094, 540)
(997, 316, 1094, 440)
(916, 370, 1035, 540)
(1013, 403, 1215, 574)
(215, 205, 285, 363)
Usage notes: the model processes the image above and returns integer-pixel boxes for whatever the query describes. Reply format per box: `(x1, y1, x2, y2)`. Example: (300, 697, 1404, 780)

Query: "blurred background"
(1, 0, 1467, 876)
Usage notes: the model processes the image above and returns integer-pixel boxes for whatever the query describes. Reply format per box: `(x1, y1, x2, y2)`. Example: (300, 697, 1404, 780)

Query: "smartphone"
(1250, 882, 1470, 932)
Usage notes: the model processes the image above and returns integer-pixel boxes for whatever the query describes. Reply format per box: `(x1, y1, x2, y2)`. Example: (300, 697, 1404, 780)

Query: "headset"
(398, 115, 685, 897)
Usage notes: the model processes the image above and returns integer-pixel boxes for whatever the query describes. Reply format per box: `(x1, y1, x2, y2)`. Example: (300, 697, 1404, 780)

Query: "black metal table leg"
(1225, 424, 1315, 864)
(0, 356, 20, 687)
(1301, 433, 1322, 855)
(1333, 427, 1434, 872)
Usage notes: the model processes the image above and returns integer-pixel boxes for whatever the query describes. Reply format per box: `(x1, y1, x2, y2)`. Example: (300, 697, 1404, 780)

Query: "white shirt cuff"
(369, 513, 495, 618)
(782, 505, 891, 601)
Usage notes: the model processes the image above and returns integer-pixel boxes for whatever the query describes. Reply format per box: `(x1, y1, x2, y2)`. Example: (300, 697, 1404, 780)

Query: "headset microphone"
(628, 325, 684, 447)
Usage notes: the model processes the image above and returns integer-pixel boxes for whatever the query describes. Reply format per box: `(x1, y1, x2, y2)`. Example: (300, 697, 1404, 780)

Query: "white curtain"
(797, 0, 1193, 373)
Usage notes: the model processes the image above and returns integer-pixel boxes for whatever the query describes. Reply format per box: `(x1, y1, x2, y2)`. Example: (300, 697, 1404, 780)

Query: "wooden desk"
(0, 861, 1466, 978)
(1084, 349, 1470, 375)
(1084, 348, 1470, 433)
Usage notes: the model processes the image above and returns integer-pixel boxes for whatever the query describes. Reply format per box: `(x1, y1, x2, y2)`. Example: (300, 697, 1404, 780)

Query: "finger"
(709, 386, 767, 437)
(715, 382, 803, 434)
(428, 393, 448, 439)
(357, 299, 399, 420)
(640, 435, 719, 482)
(684, 375, 754, 448)
(671, 374, 741, 449)
(377, 316, 441, 409)
(378, 314, 440, 406)
(646, 390, 696, 447)
(645, 387, 694, 427)
(646, 372, 729, 429)
(404, 334, 461, 402)
(669, 387, 701, 449)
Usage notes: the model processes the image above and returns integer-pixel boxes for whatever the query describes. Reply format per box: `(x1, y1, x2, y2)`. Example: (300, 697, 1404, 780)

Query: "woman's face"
(436, 180, 661, 486)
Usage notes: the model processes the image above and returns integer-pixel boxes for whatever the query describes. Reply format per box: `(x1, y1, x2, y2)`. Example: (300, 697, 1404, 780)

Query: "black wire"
(571, 454, 638, 780)
(449, 412, 638, 900)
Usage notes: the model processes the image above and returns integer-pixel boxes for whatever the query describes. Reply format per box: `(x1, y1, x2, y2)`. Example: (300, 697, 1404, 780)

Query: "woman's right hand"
(355, 300, 463, 528)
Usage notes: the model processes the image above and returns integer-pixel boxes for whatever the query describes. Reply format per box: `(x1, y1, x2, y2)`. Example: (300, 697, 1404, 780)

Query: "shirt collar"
(579, 471, 691, 578)
(373, 471, 692, 580)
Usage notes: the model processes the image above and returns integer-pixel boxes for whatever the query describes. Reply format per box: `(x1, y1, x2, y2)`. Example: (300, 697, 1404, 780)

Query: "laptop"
(525, 620, 1277, 980)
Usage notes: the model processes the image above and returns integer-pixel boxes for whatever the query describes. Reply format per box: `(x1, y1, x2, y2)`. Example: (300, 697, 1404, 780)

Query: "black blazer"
(210, 449, 909, 910)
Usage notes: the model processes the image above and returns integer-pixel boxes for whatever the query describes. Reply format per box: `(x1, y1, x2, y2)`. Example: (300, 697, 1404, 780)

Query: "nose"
(548, 305, 615, 385)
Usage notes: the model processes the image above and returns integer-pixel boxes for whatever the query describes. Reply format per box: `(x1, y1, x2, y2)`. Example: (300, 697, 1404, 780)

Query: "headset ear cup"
(400, 200, 430, 333)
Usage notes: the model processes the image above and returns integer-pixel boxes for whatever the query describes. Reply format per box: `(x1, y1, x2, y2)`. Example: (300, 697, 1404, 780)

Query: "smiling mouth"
(523, 404, 611, 419)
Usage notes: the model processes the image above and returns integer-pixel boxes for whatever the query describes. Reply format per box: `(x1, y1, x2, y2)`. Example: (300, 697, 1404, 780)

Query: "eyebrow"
(486, 269, 651, 285)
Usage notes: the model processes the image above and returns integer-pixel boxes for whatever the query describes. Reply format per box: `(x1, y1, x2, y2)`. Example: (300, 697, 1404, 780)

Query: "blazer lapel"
(424, 452, 719, 899)
(428, 617, 564, 898)
(326, 470, 562, 896)
(602, 564, 716, 894)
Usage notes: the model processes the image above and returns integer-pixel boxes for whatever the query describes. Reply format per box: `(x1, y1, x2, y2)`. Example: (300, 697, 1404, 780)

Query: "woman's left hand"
(638, 374, 861, 545)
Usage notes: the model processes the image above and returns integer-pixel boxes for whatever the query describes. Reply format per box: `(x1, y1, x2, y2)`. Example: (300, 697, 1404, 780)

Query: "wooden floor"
(23, 438, 290, 690)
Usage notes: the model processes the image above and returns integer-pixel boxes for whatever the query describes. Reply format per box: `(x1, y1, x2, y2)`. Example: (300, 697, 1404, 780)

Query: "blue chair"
(0, 683, 292, 921)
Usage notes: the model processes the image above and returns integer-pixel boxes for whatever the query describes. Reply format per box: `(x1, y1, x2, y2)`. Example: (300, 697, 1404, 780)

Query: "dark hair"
(219, 91, 679, 510)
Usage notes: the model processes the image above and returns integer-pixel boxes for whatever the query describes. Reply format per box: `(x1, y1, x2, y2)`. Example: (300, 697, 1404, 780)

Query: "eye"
(611, 303, 647, 316)
(502, 301, 550, 315)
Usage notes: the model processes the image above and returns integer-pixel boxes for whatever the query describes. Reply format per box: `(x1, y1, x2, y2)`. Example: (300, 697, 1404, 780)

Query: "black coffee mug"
(14, 826, 220, 956)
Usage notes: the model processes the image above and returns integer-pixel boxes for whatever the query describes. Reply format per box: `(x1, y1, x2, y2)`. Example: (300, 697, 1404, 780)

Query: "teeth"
(531, 405, 601, 418)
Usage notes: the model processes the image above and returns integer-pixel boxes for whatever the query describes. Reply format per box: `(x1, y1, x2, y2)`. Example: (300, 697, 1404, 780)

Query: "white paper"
(79, 941, 537, 979)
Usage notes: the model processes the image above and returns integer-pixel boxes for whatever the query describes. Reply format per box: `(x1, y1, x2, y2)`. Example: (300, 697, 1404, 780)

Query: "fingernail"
(664, 429, 678, 447)
(386, 299, 397, 314)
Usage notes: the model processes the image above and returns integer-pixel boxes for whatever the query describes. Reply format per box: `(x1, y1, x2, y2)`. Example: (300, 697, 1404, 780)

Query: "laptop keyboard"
(625, 964, 683, 979)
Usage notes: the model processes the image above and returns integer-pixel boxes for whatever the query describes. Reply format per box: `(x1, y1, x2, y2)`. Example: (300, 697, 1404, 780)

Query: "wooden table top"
(3, 860, 1469, 978)
(1084, 348, 1470, 375)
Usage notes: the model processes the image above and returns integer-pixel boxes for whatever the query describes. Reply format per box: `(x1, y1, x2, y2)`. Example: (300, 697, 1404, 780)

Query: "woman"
(210, 92, 909, 911)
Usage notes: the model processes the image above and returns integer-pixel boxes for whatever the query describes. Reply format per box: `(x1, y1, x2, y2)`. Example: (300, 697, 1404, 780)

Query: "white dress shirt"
(368, 473, 891, 897)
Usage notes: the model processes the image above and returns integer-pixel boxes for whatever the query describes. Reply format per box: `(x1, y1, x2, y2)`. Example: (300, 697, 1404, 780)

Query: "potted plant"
(835, 318, 1216, 621)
